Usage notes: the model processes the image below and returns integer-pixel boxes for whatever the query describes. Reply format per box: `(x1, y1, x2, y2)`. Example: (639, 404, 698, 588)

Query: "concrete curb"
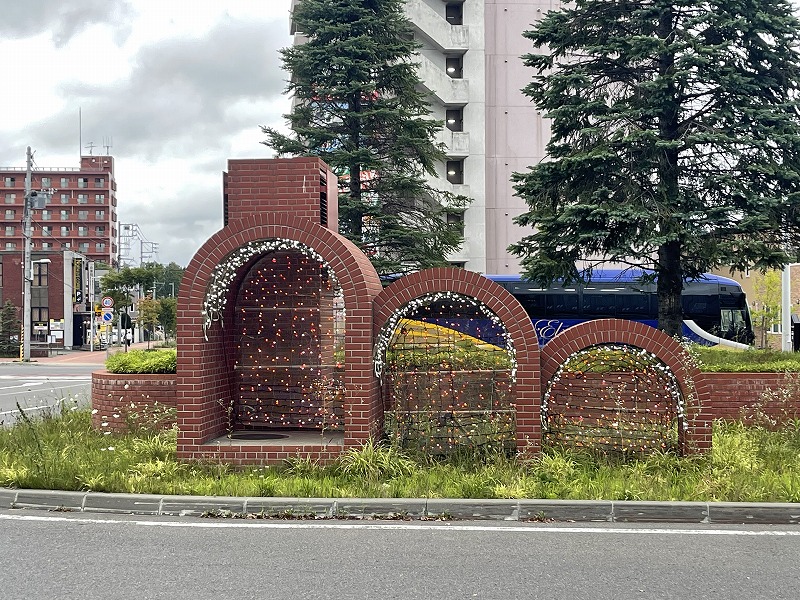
(2, 488, 800, 524)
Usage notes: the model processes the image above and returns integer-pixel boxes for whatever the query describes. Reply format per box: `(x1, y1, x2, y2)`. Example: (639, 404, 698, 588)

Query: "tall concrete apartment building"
(0, 155, 119, 265)
(290, 0, 548, 275)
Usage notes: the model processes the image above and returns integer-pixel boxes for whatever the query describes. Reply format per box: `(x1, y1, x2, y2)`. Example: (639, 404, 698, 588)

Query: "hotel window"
(60, 177, 69, 187)
(95, 194, 105, 204)
(446, 211, 465, 235)
(60, 226, 70, 236)
(446, 109, 463, 132)
(96, 242, 105, 252)
(78, 226, 88, 237)
(5, 242, 16, 250)
(79, 242, 89, 253)
(32, 262, 48, 286)
(4, 193, 15, 204)
(4, 177, 15, 187)
(32, 308, 49, 323)
(4, 226, 14, 236)
(446, 160, 464, 184)
(77, 194, 88, 204)
(4, 209, 15, 219)
(41, 226, 52, 235)
(78, 177, 88, 188)
(41, 242, 51, 249)
(41, 210, 52, 221)
(78, 210, 89, 220)
(95, 225, 105, 236)
(60, 210, 70, 220)
(41, 177, 51, 187)
(445, 2, 463, 25)
(60, 193, 69, 204)
(95, 210, 105, 219)
(94, 177, 105, 188)
(446, 56, 463, 78)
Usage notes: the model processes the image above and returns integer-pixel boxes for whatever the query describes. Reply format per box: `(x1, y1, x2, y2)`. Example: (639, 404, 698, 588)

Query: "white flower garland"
(542, 343, 688, 430)
(373, 291, 517, 381)
(202, 238, 340, 340)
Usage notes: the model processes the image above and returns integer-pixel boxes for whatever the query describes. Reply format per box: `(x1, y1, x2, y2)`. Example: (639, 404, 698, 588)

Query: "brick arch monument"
(175, 158, 382, 464)
(373, 267, 543, 454)
(540, 318, 711, 453)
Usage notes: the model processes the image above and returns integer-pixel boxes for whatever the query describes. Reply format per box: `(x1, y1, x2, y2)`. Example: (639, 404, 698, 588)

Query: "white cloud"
(0, 0, 293, 267)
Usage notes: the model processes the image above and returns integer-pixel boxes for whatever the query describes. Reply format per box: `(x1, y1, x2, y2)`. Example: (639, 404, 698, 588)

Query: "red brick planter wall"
(701, 372, 798, 423)
(91, 371, 177, 433)
(374, 268, 542, 454)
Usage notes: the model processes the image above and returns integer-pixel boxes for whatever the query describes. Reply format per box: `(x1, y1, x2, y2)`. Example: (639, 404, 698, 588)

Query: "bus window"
(616, 293, 652, 318)
(547, 293, 579, 315)
(582, 294, 616, 317)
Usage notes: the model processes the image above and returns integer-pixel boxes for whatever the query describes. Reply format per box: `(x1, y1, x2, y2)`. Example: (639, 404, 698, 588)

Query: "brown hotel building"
(1, 155, 118, 265)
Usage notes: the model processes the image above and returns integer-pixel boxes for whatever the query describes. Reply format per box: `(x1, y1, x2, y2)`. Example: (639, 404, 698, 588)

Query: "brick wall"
(91, 371, 177, 433)
(700, 372, 798, 423)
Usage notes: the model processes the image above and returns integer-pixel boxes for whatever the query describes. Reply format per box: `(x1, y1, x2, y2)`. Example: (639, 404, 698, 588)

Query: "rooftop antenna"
(102, 136, 113, 155)
(85, 141, 95, 155)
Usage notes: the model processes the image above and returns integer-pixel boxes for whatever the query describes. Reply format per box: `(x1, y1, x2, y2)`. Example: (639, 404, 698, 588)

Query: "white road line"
(1, 514, 799, 535)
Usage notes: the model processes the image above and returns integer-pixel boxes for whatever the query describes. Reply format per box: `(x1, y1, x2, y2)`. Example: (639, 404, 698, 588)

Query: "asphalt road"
(1, 511, 798, 600)
(0, 363, 94, 424)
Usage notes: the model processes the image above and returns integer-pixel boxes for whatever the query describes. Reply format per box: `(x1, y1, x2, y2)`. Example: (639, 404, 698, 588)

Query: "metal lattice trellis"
(380, 296, 517, 456)
(543, 344, 686, 455)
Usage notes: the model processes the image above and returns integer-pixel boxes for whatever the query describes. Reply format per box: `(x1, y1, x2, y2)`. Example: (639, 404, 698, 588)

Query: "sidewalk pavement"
(0, 342, 154, 367)
(1, 487, 799, 524)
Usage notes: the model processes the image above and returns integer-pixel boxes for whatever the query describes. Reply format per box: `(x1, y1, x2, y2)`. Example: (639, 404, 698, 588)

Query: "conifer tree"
(263, 0, 468, 277)
(511, 0, 800, 337)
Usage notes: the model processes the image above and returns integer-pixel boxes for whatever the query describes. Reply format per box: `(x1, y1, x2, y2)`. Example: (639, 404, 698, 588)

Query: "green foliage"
(694, 347, 800, 372)
(263, 0, 469, 277)
(335, 439, 415, 480)
(387, 340, 511, 371)
(0, 300, 19, 357)
(510, 0, 800, 338)
(158, 296, 177, 339)
(750, 270, 782, 348)
(3, 405, 800, 502)
(105, 349, 177, 374)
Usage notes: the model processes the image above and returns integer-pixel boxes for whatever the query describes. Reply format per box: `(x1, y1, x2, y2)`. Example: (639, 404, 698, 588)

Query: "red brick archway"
(541, 319, 711, 453)
(176, 213, 382, 463)
(373, 268, 542, 454)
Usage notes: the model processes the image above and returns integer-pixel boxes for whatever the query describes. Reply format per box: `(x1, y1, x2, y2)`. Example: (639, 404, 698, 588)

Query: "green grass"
(3, 403, 800, 502)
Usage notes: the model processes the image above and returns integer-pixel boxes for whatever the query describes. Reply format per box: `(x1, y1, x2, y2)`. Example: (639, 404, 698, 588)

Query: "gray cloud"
(10, 17, 289, 162)
(0, 0, 134, 47)
(1, 11, 294, 266)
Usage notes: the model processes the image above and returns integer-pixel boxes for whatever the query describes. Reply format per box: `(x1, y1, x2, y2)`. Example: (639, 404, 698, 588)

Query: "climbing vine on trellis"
(543, 344, 689, 456)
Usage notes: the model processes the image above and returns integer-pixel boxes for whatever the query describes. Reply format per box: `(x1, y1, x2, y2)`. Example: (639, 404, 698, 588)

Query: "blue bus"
(485, 270, 754, 347)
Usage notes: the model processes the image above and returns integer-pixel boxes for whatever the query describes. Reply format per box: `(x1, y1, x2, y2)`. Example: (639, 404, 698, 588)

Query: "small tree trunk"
(657, 241, 684, 338)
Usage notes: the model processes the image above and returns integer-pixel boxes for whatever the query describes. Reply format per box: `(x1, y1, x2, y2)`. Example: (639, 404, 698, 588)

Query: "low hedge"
(105, 349, 177, 374)
(100, 345, 800, 375)
(693, 347, 800, 373)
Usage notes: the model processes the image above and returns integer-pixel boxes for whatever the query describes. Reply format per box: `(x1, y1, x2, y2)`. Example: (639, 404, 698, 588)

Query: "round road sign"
(101, 296, 114, 308)
(102, 310, 113, 322)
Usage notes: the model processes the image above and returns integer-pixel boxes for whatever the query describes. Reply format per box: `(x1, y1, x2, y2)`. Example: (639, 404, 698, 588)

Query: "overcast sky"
(0, 0, 293, 267)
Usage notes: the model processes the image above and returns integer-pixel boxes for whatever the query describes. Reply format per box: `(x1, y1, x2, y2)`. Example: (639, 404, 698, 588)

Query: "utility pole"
(21, 147, 33, 361)
(20, 147, 53, 362)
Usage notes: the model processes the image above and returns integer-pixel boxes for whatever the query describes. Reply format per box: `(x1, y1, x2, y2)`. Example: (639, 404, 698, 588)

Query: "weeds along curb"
(2, 489, 800, 524)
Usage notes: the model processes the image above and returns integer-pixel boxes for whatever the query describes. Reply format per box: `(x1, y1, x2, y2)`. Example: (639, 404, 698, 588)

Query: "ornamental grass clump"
(106, 348, 176, 374)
